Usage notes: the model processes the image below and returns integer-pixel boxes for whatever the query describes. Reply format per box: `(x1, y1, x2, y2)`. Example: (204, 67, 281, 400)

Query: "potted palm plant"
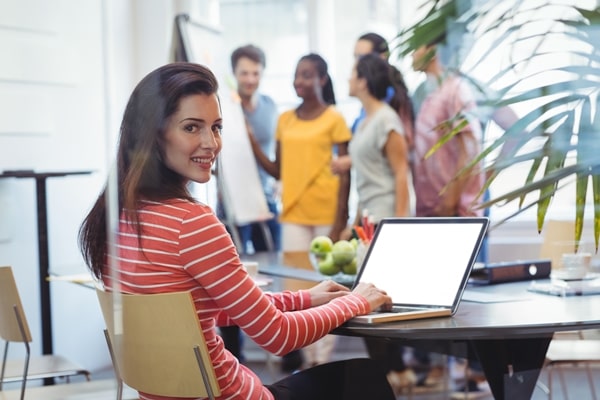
(395, 0, 600, 251)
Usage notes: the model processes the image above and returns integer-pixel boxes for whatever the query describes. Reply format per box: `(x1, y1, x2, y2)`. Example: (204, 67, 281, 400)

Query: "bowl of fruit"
(309, 235, 359, 286)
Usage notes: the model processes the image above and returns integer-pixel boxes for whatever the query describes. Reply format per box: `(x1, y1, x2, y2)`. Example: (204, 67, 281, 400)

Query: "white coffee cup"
(241, 261, 259, 278)
(559, 252, 591, 280)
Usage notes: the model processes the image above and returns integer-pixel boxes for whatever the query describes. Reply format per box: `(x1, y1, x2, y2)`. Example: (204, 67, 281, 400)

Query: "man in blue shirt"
(219, 44, 281, 363)
(220, 44, 281, 254)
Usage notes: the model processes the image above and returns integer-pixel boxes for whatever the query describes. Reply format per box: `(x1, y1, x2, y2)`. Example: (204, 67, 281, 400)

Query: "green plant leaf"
(424, 118, 469, 158)
(575, 173, 588, 252)
(396, 0, 600, 244)
(593, 174, 600, 252)
(573, 6, 600, 24)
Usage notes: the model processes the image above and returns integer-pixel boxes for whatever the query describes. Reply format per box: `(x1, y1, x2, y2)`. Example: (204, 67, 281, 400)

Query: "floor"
(5, 335, 598, 399)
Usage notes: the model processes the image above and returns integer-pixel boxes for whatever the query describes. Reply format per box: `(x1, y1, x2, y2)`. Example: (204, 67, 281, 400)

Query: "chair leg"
(584, 363, 598, 400)
(547, 367, 551, 400)
(13, 305, 31, 400)
(194, 346, 216, 400)
(536, 380, 550, 396)
(103, 330, 123, 400)
(557, 367, 569, 400)
(0, 341, 8, 390)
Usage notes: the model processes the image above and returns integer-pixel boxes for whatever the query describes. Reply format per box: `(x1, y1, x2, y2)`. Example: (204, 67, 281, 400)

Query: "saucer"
(551, 271, 599, 281)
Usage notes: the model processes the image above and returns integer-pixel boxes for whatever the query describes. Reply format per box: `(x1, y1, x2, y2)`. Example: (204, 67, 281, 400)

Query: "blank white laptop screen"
(355, 217, 488, 309)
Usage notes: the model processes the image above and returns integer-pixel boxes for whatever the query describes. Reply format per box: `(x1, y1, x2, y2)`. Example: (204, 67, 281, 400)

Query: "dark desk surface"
(250, 251, 600, 339)
(340, 281, 600, 340)
(248, 251, 600, 399)
(337, 280, 600, 399)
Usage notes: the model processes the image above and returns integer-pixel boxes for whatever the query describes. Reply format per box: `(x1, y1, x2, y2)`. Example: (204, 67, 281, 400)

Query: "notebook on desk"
(351, 217, 489, 324)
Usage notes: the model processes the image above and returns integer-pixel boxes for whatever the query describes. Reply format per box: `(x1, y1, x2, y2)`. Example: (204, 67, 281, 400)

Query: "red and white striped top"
(104, 199, 370, 400)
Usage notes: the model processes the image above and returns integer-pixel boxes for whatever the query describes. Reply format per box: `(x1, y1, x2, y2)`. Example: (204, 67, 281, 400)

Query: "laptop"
(351, 217, 489, 324)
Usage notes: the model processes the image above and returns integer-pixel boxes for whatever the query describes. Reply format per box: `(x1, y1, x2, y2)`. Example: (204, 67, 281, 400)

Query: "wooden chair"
(0, 266, 91, 400)
(96, 288, 221, 400)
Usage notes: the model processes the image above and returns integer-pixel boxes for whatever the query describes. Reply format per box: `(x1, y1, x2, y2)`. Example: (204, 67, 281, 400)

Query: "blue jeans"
(237, 199, 281, 254)
(476, 189, 491, 264)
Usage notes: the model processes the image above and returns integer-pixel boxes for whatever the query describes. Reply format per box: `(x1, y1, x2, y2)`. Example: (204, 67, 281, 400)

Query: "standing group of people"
(78, 30, 490, 400)
(218, 32, 487, 396)
(330, 32, 485, 396)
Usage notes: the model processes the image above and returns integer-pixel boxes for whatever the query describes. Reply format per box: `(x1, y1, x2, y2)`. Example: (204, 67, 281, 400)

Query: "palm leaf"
(396, 0, 600, 246)
(479, 164, 583, 208)
(575, 172, 588, 252)
(592, 174, 600, 252)
(424, 118, 469, 158)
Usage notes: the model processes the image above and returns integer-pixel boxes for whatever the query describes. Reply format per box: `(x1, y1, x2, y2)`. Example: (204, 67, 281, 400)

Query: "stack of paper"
(528, 275, 600, 296)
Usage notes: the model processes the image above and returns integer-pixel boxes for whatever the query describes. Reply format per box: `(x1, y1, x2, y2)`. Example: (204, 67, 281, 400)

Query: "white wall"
(0, 0, 197, 374)
(0, 0, 109, 372)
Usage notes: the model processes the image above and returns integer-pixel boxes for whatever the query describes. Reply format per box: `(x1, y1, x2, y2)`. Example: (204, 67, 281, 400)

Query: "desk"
(249, 251, 323, 283)
(336, 281, 600, 400)
(246, 252, 600, 399)
(0, 170, 92, 358)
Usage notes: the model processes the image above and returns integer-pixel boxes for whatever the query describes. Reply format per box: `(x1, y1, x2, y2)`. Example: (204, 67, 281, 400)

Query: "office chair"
(0, 266, 91, 400)
(537, 220, 600, 399)
(536, 331, 600, 400)
(96, 288, 221, 400)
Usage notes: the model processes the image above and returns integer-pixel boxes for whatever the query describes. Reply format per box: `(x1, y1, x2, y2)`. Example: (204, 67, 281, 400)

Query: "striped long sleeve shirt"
(104, 198, 370, 400)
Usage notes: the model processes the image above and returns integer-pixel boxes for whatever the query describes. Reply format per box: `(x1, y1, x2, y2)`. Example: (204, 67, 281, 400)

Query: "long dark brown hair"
(79, 62, 219, 279)
(299, 53, 336, 105)
(357, 33, 415, 145)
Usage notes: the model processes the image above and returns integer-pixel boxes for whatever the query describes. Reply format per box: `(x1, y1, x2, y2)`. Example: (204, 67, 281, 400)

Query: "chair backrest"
(0, 266, 32, 343)
(539, 220, 575, 269)
(96, 288, 221, 398)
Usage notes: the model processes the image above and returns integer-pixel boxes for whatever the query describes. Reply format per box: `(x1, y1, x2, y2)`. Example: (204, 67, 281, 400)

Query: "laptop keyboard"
(376, 306, 421, 313)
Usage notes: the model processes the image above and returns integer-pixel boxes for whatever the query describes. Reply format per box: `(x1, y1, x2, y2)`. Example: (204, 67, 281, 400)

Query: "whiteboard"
(174, 14, 271, 225)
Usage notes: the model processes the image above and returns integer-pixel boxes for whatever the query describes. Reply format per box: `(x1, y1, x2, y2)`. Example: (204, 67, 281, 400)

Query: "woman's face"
(353, 39, 374, 59)
(162, 93, 222, 184)
(412, 45, 435, 72)
(233, 56, 263, 99)
(293, 59, 322, 100)
(348, 63, 361, 98)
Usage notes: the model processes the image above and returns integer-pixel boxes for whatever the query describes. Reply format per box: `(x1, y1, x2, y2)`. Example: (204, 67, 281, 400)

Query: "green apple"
(350, 238, 359, 250)
(342, 258, 358, 275)
(331, 240, 356, 266)
(318, 253, 341, 276)
(310, 235, 333, 254)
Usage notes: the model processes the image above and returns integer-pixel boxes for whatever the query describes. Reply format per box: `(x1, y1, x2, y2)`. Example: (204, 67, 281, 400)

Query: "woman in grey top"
(332, 52, 414, 396)
(345, 53, 411, 222)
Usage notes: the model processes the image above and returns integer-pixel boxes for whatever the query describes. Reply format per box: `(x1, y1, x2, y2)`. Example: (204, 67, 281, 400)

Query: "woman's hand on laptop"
(352, 282, 393, 313)
(307, 280, 351, 306)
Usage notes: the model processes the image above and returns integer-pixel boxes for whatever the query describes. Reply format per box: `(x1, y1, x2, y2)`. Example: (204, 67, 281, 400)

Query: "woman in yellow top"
(250, 53, 351, 250)
(249, 53, 351, 370)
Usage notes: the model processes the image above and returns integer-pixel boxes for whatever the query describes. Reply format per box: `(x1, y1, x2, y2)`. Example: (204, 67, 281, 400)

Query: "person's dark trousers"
(363, 337, 408, 372)
(234, 199, 281, 254)
(266, 358, 395, 400)
(249, 199, 281, 252)
(220, 326, 245, 363)
(280, 349, 304, 373)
